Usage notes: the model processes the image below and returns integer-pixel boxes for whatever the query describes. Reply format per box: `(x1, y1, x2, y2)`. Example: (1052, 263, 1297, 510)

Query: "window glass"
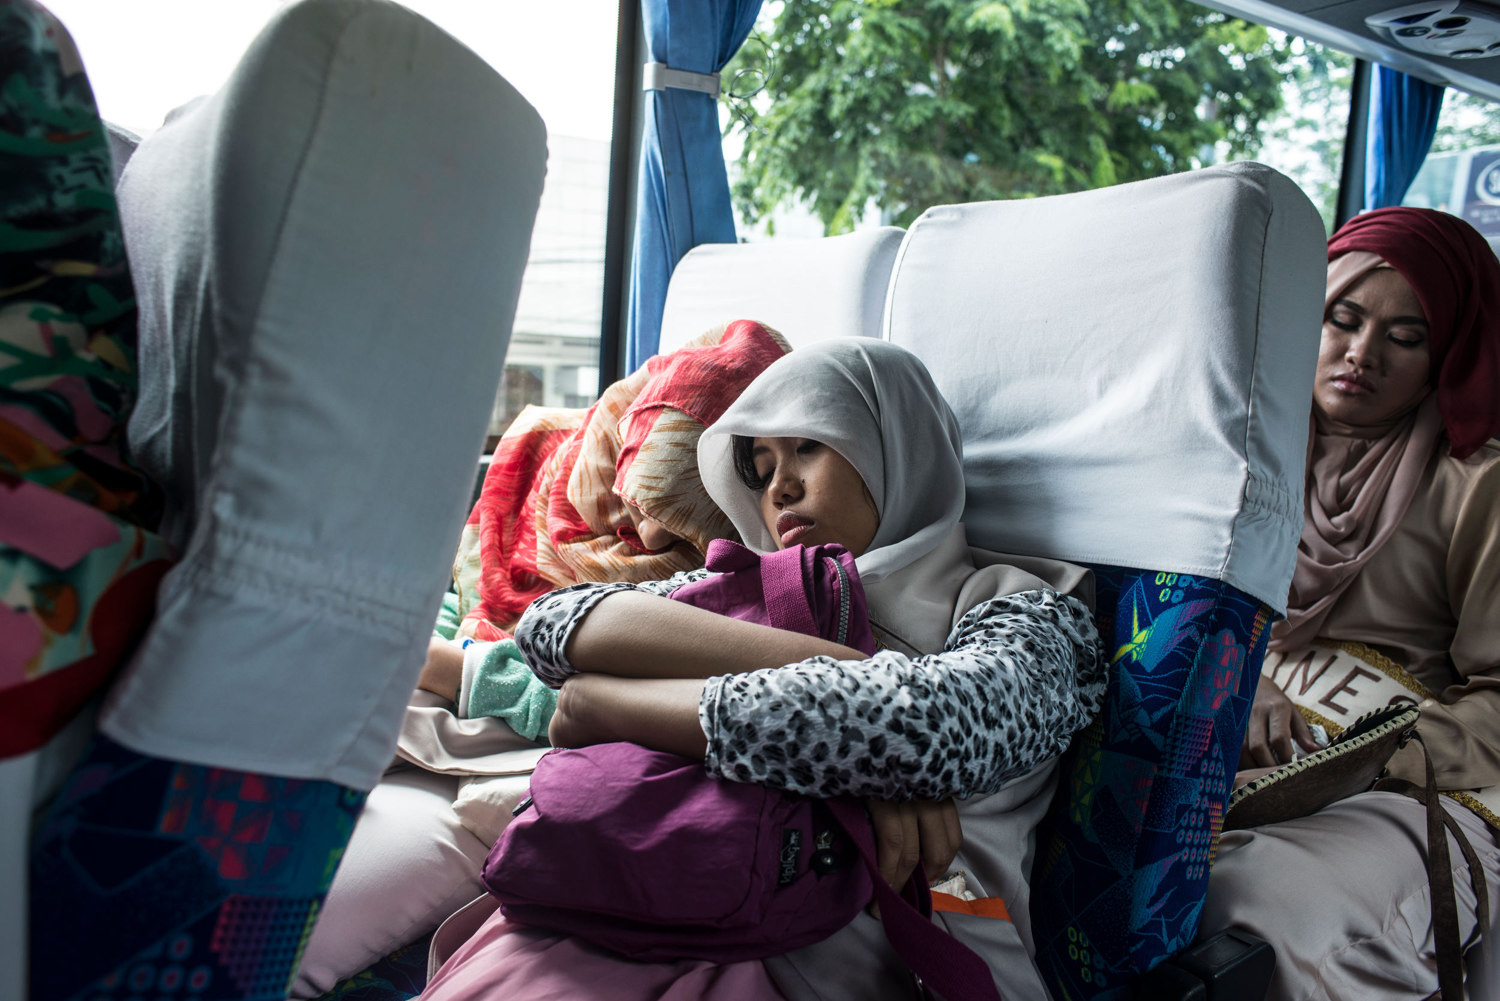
(1247, 36, 1352, 233)
(1403, 90, 1500, 255)
(722, 1, 1348, 236)
(42, 0, 619, 438)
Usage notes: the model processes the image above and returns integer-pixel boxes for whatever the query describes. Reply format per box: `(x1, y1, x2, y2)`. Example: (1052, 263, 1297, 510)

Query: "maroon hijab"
(1326, 207, 1500, 459)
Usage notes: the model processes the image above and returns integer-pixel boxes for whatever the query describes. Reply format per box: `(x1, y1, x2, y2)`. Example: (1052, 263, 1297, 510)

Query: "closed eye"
(1326, 308, 1360, 332)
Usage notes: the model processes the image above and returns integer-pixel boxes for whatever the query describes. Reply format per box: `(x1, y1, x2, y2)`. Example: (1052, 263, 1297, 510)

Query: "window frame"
(587, 6, 1492, 381)
(596, 0, 640, 392)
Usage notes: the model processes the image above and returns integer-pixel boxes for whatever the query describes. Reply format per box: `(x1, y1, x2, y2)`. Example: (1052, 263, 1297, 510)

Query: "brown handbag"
(1224, 704, 1419, 831)
(1224, 705, 1491, 1001)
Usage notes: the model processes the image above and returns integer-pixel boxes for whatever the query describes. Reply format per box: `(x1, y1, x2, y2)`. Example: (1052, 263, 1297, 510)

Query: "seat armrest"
(1133, 930, 1276, 1001)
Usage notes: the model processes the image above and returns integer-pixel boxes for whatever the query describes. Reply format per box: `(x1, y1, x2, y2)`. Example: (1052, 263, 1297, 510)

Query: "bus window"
(39, 0, 620, 442)
(1402, 90, 1500, 255)
(720, 1, 1348, 237)
(1242, 35, 1352, 234)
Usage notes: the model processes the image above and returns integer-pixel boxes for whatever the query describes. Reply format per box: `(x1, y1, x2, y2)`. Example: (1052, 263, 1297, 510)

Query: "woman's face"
(751, 437, 879, 557)
(622, 503, 681, 552)
(1315, 267, 1433, 427)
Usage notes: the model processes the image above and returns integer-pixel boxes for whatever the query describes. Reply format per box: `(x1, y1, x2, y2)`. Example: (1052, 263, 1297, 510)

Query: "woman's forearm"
(548, 673, 708, 757)
(564, 590, 867, 679)
(702, 590, 1105, 799)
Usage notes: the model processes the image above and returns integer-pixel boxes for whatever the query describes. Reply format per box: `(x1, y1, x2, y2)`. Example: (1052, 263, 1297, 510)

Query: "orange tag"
(930, 891, 1010, 921)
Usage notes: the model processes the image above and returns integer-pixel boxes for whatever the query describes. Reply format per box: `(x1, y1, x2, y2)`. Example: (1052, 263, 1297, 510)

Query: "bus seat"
(657, 227, 904, 353)
(27, 2, 546, 999)
(883, 162, 1326, 999)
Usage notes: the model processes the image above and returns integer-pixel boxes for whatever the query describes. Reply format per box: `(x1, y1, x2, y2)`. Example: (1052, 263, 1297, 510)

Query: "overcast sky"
(43, 0, 620, 140)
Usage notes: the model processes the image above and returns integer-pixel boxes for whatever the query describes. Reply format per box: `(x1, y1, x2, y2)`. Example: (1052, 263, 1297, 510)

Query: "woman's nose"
(635, 516, 678, 551)
(1345, 328, 1377, 369)
(769, 470, 801, 506)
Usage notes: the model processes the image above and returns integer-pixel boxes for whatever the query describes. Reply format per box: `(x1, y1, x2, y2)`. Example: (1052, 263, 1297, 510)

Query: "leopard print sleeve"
(514, 570, 712, 687)
(698, 589, 1106, 800)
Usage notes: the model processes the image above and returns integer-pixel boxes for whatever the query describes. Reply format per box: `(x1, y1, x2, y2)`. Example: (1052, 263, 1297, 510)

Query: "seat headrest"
(658, 227, 904, 353)
(118, 0, 548, 550)
(885, 162, 1326, 612)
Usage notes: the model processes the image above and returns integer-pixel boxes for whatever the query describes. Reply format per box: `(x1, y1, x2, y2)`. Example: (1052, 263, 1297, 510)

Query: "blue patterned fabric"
(31, 736, 366, 1001)
(1030, 566, 1270, 1000)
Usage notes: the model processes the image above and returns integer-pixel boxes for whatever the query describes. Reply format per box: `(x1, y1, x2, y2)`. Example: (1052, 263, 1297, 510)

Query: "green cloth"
(433, 593, 556, 741)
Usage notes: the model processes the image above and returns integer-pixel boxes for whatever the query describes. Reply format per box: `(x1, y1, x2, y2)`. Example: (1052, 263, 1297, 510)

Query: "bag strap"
(827, 799, 1003, 1001)
(1380, 732, 1491, 1001)
(760, 545, 819, 637)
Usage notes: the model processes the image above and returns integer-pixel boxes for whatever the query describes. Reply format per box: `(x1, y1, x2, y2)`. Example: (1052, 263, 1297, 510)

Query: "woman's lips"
(1331, 371, 1376, 395)
(776, 512, 813, 547)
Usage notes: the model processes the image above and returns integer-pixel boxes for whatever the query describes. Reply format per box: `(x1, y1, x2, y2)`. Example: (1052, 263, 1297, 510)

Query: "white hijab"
(696, 338, 967, 585)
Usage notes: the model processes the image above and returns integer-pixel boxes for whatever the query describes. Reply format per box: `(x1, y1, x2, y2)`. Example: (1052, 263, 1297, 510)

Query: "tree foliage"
(1431, 89, 1500, 154)
(1257, 36, 1351, 231)
(723, 0, 1291, 232)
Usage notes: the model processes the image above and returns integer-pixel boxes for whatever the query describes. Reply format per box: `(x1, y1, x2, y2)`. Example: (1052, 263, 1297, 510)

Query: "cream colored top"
(1315, 441, 1500, 790)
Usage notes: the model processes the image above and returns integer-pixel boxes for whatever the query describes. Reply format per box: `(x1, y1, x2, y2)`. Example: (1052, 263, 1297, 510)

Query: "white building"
(490, 134, 608, 435)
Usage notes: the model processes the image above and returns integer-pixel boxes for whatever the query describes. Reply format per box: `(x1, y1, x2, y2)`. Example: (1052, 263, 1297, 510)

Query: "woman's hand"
(865, 798, 962, 892)
(1240, 673, 1320, 769)
(1232, 765, 1281, 789)
(416, 637, 465, 702)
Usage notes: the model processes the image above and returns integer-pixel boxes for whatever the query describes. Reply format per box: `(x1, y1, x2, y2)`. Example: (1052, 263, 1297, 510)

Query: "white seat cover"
(658, 227, 904, 352)
(885, 163, 1325, 612)
(104, 0, 546, 789)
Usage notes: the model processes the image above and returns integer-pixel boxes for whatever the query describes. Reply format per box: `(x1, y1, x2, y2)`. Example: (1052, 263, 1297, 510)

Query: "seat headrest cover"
(658, 227, 904, 354)
(105, 0, 546, 788)
(885, 162, 1326, 612)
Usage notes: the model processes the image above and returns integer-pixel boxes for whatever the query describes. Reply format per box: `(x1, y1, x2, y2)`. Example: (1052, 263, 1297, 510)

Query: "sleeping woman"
(420, 338, 1108, 1001)
(1199, 207, 1500, 1000)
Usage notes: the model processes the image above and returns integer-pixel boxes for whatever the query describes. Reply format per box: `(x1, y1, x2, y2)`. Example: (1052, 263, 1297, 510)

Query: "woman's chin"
(1315, 394, 1420, 429)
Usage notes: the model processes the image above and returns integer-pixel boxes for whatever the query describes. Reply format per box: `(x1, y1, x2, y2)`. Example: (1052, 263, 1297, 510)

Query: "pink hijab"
(1274, 208, 1500, 649)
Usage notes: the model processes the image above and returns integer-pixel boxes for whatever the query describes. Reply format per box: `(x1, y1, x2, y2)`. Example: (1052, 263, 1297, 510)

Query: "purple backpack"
(482, 540, 1002, 1001)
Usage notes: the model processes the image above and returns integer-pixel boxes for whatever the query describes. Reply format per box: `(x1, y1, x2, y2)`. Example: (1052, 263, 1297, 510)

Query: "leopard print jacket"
(515, 571, 1105, 800)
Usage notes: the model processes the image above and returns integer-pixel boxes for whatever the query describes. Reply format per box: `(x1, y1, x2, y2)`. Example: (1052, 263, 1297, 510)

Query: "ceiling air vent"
(1368, 2, 1500, 58)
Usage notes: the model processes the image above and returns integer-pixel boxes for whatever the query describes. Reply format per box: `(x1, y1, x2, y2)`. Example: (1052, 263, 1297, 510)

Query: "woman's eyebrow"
(1331, 297, 1428, 327)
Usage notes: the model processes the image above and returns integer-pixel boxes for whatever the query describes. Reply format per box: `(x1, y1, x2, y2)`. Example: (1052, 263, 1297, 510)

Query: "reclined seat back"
(882, 162, 1326, 998)
(657, 227, 905, 353)
(26, 2, 547, 998)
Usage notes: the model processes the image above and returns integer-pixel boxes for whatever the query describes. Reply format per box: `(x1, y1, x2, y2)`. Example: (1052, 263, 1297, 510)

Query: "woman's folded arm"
(514, 573, 704, 686)
(516, 572, 868, 686)
(701, 588, 1107, 800)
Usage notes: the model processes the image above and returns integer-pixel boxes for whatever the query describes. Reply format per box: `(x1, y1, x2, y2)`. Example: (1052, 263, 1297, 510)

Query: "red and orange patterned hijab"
(455, 320, 789, 639)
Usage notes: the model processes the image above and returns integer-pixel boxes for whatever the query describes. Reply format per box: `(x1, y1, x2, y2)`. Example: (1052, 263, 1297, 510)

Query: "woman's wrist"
(549, 674, 709, 758)
(415, 637, 466, 702)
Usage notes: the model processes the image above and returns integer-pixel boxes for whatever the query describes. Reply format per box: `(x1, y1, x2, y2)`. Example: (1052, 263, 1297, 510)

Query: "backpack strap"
(759, 545, 819, 637)
(826, 799, 1003, 1001)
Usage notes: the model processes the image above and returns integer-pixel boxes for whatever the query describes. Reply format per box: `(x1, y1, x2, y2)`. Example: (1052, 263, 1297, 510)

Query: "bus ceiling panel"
(1196, 0, 1500, 101)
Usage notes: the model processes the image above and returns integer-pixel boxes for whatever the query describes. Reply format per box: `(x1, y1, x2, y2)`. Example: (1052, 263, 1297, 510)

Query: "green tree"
(1257, 36, 1351, 232)
(1431, 89, 1500, 153)
(723, 0, 1291, 232)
